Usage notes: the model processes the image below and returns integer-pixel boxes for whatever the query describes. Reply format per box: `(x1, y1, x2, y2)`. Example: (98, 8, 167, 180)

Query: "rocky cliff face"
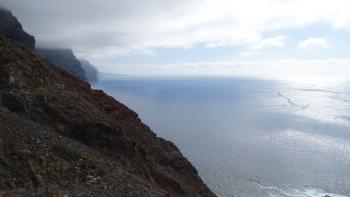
(37, 48, 88, 82)
(0, 20, 215, 197)
(80, 59, 99, 84)
(0, 8, 35, 49)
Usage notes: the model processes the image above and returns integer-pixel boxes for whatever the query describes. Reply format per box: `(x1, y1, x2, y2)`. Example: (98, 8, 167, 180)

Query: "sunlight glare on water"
(270, 76, 350, 126)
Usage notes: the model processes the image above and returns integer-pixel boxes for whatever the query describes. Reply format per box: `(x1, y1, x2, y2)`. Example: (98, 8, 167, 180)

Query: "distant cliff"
(0, 7, 35, 49)
(37, 48, 88, 82)
(0, 8, 215, 197)
(80, 59, 99, 84)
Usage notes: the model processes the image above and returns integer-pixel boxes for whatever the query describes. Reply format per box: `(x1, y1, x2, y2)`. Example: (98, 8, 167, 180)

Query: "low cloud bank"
(100, 58, 350, 81)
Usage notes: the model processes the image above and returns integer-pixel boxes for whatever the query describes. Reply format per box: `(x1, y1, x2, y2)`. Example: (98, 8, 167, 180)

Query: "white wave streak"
(253, 181, 348, 197)
(277, 92, 310, 111)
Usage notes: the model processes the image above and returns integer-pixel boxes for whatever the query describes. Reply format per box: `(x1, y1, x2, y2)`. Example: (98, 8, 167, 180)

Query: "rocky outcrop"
(0, 28, 215, 196)
(0, 7, 35, 49)
(37, 48, 88, 82)
(80, 59, 99, 84)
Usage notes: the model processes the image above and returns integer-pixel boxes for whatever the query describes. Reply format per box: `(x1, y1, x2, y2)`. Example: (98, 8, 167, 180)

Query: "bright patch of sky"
(2, 0, 350, 78)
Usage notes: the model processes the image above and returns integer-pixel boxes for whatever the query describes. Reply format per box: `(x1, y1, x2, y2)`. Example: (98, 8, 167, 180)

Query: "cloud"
(239, 35, 286, 57)
(298, 37, 329, 50)
(1, 0, 349, 60)
(99, 58, 350, 81)
(253, 35, 286, 50)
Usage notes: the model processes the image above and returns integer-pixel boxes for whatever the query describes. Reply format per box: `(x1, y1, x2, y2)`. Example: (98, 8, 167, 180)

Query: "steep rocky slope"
(80, 59, 99, 84)
(0, 7, 35, 49)
(37, 48, 88, 82)
(0, 24, 215, 197)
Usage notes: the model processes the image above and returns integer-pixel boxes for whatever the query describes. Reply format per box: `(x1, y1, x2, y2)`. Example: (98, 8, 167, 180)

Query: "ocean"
(94, 76, 350, 197)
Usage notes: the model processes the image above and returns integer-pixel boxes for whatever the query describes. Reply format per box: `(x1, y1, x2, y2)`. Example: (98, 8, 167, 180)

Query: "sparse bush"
(33, 86, 48, 99)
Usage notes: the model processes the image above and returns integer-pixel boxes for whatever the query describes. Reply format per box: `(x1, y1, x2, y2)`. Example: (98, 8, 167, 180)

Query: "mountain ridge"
(36, 48, 88, 82)
(0, 7, 35, 49)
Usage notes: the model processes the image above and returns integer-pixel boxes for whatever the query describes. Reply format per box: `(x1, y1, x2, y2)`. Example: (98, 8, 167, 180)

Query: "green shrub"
(33, 86, 48, 98)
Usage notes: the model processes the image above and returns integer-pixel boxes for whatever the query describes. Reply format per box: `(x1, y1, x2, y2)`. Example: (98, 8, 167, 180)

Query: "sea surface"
(94, 76, 350, 197)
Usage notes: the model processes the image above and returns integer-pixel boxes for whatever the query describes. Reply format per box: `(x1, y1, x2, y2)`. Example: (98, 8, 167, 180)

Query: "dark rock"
(0, 69, 10, 89)
(1, 92, 26, 112)
(0, 8, 35, 49)
(0, 155, 9, 166)
(69, 123, 127, 151)
(31, 174, 43, 188)
(13, 149, 31, 160)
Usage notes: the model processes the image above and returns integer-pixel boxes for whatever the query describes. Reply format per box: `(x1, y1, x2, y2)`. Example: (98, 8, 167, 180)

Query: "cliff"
(37, 48, 88, 82)
(0, 7, 89, 83)
(0, 16, 215, 197)
(80, 59, 99, 84)
(0, 7, 35, 49)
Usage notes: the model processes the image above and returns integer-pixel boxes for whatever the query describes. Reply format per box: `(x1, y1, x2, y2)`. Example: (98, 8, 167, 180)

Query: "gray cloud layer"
(1, 0, 194, 56)
(1, 0, 183, 53)
(1, 0, 350, 63)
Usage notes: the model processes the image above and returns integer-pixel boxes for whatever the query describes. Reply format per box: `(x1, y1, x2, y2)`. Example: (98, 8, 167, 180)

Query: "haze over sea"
(95, 75, 350, 197)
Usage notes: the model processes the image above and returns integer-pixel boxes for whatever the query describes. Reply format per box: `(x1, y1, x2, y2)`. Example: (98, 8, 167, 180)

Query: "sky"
(1, 0, 350, 78)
